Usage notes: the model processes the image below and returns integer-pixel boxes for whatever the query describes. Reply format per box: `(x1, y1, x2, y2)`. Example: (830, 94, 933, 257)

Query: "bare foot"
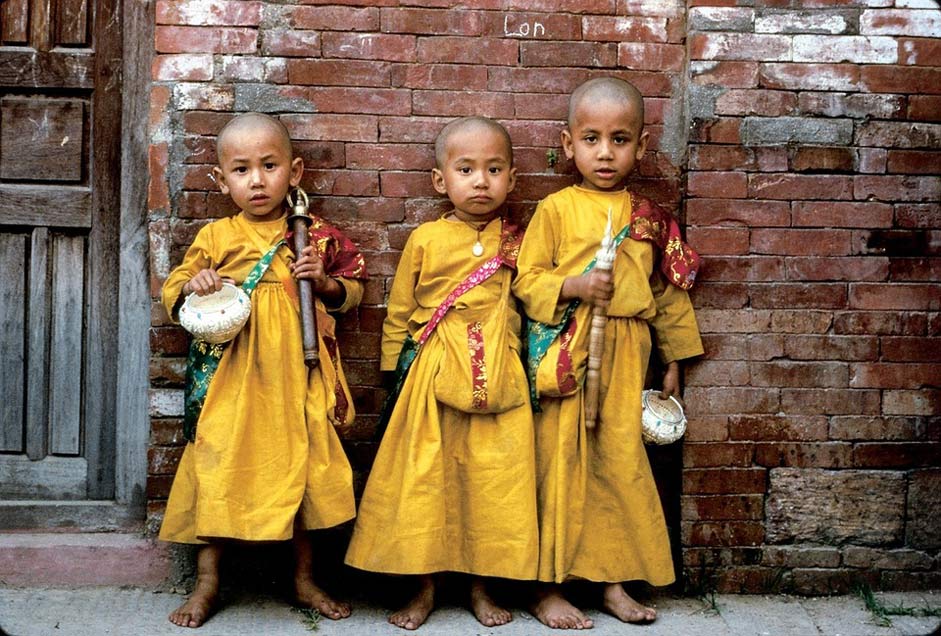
(169, 575, 218, 628)
(295, 576, 351, 620)
(470, 578, 512, 627)
(530, 585, 593, 630)
(602, 583, 656, 623)
(389, 576, 435, 630)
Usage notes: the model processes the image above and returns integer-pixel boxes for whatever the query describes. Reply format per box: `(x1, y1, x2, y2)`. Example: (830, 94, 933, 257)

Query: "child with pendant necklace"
(345, 116, 539, 630)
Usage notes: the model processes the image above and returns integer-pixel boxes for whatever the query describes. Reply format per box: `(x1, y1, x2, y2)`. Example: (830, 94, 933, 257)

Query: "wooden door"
(0, 0, 121, 504)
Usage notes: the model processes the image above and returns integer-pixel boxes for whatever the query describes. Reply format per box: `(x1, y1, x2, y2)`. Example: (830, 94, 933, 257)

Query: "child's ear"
(506, 166, 517, 194)
(635, 130, 650, 160)
(560, 128, 575, 160)
(431, 167, 447, 195)
(290, 156, 304, 187)
(212, 166, 229, 194)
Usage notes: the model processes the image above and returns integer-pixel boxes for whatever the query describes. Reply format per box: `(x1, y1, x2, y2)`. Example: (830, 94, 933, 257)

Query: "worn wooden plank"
(31, 0, 52, 51)
(1, 0, 29, 45)
(0, 185, 91, 228)
(114, 0, 153, 510)
(55, 0, 88, 46)
(0, 500, 140, 530)
(1, 98, 85, 182)
(26, 227, 50, 460)
(83, 0, 121, 500)
(48, 234, 84, 456)
(0, 234, 27, 453)
(0, 455, 86, 498)
(0, 51, 95, 88)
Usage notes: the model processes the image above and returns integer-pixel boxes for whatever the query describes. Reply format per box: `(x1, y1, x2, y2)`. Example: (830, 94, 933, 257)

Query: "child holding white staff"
(345, 117, 538, 630)
(512, 77, 703, 629)
(160, 113, 367, 628)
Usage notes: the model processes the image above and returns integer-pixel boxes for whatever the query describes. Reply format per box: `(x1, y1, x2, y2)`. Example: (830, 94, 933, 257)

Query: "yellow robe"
(159, 213, 361, 544)
(512, 186, 704, 584)
(344, 216, 538, 579)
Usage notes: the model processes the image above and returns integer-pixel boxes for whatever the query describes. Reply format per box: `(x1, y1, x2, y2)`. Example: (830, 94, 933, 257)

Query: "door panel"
(0, 0, 120, 502)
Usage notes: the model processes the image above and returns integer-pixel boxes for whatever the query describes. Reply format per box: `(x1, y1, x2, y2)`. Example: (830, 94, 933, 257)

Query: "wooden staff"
(584, 207, 616, 429)
(287, 187, 320, 369)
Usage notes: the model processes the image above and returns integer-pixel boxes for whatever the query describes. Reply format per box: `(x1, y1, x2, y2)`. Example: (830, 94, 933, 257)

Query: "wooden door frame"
(2, 0, 152, 530)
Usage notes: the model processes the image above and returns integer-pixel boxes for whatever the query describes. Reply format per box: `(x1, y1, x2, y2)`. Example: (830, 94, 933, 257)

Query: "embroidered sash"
(376, 219, 522, 435)
(183, 240, 284, 442)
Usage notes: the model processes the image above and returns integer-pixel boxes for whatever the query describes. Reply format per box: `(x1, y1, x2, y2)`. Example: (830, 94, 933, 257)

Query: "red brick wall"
(146, 0, 940, 593)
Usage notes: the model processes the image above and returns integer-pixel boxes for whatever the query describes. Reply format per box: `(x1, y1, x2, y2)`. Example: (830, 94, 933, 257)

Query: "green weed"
(292, 606, 321, 632)
(854, 582, 941, 628)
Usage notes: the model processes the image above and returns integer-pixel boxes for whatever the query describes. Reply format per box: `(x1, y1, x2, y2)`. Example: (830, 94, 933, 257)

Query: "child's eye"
(584, 135, 596, 143)
(235, 166, 248, 174)
(613, 136, 627, 144)
(458, 166, 472, 174)
(265, 162, 276, 170)
(489, 166, 502, 174)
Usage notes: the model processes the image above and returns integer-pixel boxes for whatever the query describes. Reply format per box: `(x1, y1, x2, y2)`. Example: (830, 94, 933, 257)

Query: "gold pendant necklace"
(454, 215, 495, 257)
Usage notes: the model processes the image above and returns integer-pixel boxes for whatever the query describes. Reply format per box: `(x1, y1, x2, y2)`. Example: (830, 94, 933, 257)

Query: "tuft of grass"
(292, 606, 321, 632)
(854, 582, 941, 628)
(684, 562, 721, 615)
(546, 149, 558, 169)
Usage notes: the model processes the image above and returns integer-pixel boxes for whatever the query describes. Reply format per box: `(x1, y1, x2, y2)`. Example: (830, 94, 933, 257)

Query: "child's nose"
(597, 141, 614, 159)
(250, 168, 264, 185)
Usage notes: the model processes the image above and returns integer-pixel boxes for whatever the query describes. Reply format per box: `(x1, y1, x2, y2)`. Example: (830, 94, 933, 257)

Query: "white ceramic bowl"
(641, 389, 687, 445)
(179, 282, 251, 344)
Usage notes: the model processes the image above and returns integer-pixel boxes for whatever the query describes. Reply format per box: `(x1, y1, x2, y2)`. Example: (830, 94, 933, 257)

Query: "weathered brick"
(687, 199, 790, 226)
(290, 6, 379, 31)
(689, 117, 742, 144)
(856, 121, 941, 149)
(883, 389, 940, 416)
(760, 63, 861, 91)
(766, 468, 906, 545)
(691, 32, 791, 61)
(683, 468, 768, 495)
(416, 36, 517, 65)
(617, 42, 684, 71)
(799, 92, 905, 120)
(860, 8, 941, 37)
(345, 143, 432, 171)
(686, 361, 751, 387)
(218, 56, 286, 83)
(682, 495, 765, 521)
(844, 546, 934, 571)
(686, 227, 750, 255)
(887, 150, 941, 175)
(830, 416, 924, 441)
(322, 32, 416, 62)
(173, 83, 234, 111)
(850, 283, 941, 310)
(785, 256, 889, 282)
(793, 35, 898, 64)
(852, 442, 940, 468)
(908, 95, 941, 121)
(391, 64, 488, 90)
(792, 201, 893, 228)
(690, 61, 759, 88)
(753, 228, 854, 256)
(762, 545, 841, 569)
(686, 521, 766, 547)
(282, 114, 378, 143)
(755, 11, 852, 34)
(412, 90, 514, 118)
(899, 36, 941, 66)
(862, 66, 941, 95)
(152, 54, 213, 81)
(729, 414, 828, 441)
(156, 0, 262, 26)
(259, 29, 320, 57)
(850, 362, 939, 389)
(685, 387, 781, 415)
(770, 310, 833, 334)
(715, 89, 797, 117)
(698, 256, 786, 282)
(780, 388, 881, 415)
(582, 15, 670, 42)
(791, 146, 856, 173)
(750, 174, 854, 200)
(688, 7, 755, 32)
(834, 311, 927, 335)
(487, 12, 583, 40)
(742, 117, 854, 146)
(288, 59, 391, 87)
(683, 442, 754, 467)
(687, 171, 748, 198)
(907, 469, 941, 550)
(155, 26, 257, 54)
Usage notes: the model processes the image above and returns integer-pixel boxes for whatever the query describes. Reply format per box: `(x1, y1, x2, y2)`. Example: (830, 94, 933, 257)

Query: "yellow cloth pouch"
(534, 303, 591, 398)
(433, 280, 525, 414)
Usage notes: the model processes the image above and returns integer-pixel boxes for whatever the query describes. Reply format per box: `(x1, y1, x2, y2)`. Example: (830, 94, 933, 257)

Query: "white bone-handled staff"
(584, 207, 616, 429)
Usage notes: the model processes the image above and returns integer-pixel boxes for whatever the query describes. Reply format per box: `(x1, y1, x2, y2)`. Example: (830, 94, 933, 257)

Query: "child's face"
(212, 124, 304, 222)
(431, 127, 516, 222)
(561, 98, 649, 192)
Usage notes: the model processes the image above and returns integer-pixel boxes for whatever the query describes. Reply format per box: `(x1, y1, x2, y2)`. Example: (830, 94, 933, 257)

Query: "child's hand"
(563, 269, 614, 307)
(292, 245, 334, 294)
(183, 269, 232, 296)
(659, 361, 683, 404)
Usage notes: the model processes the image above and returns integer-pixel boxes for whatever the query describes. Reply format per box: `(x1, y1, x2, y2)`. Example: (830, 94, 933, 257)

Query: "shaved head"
(434, 116, 513, 168)
(216, 112, 293, 159)
(567, 77, 645, 132)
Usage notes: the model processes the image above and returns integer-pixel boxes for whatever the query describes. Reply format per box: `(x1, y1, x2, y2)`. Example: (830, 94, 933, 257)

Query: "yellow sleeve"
(328, 278, 363, 314)
(160, 224, 216, 323)
(649, 271, 704, 364)
(380, 233, 420, 371)
(512, 197, 570, 325)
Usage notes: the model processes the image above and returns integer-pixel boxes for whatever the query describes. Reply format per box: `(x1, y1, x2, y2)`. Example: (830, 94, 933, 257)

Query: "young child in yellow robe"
(159, 113, 367, 628)
(345, 117, 538, 630)
(512, 77, 703, 629)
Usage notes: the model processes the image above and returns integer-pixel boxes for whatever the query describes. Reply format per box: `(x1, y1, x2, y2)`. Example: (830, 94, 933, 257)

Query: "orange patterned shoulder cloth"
(628, 194, 700, 290)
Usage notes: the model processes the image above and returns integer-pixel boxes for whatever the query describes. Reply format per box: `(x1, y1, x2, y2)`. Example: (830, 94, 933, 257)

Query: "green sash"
(182, 241, 284, 442)
(523, 223, 633, 410)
